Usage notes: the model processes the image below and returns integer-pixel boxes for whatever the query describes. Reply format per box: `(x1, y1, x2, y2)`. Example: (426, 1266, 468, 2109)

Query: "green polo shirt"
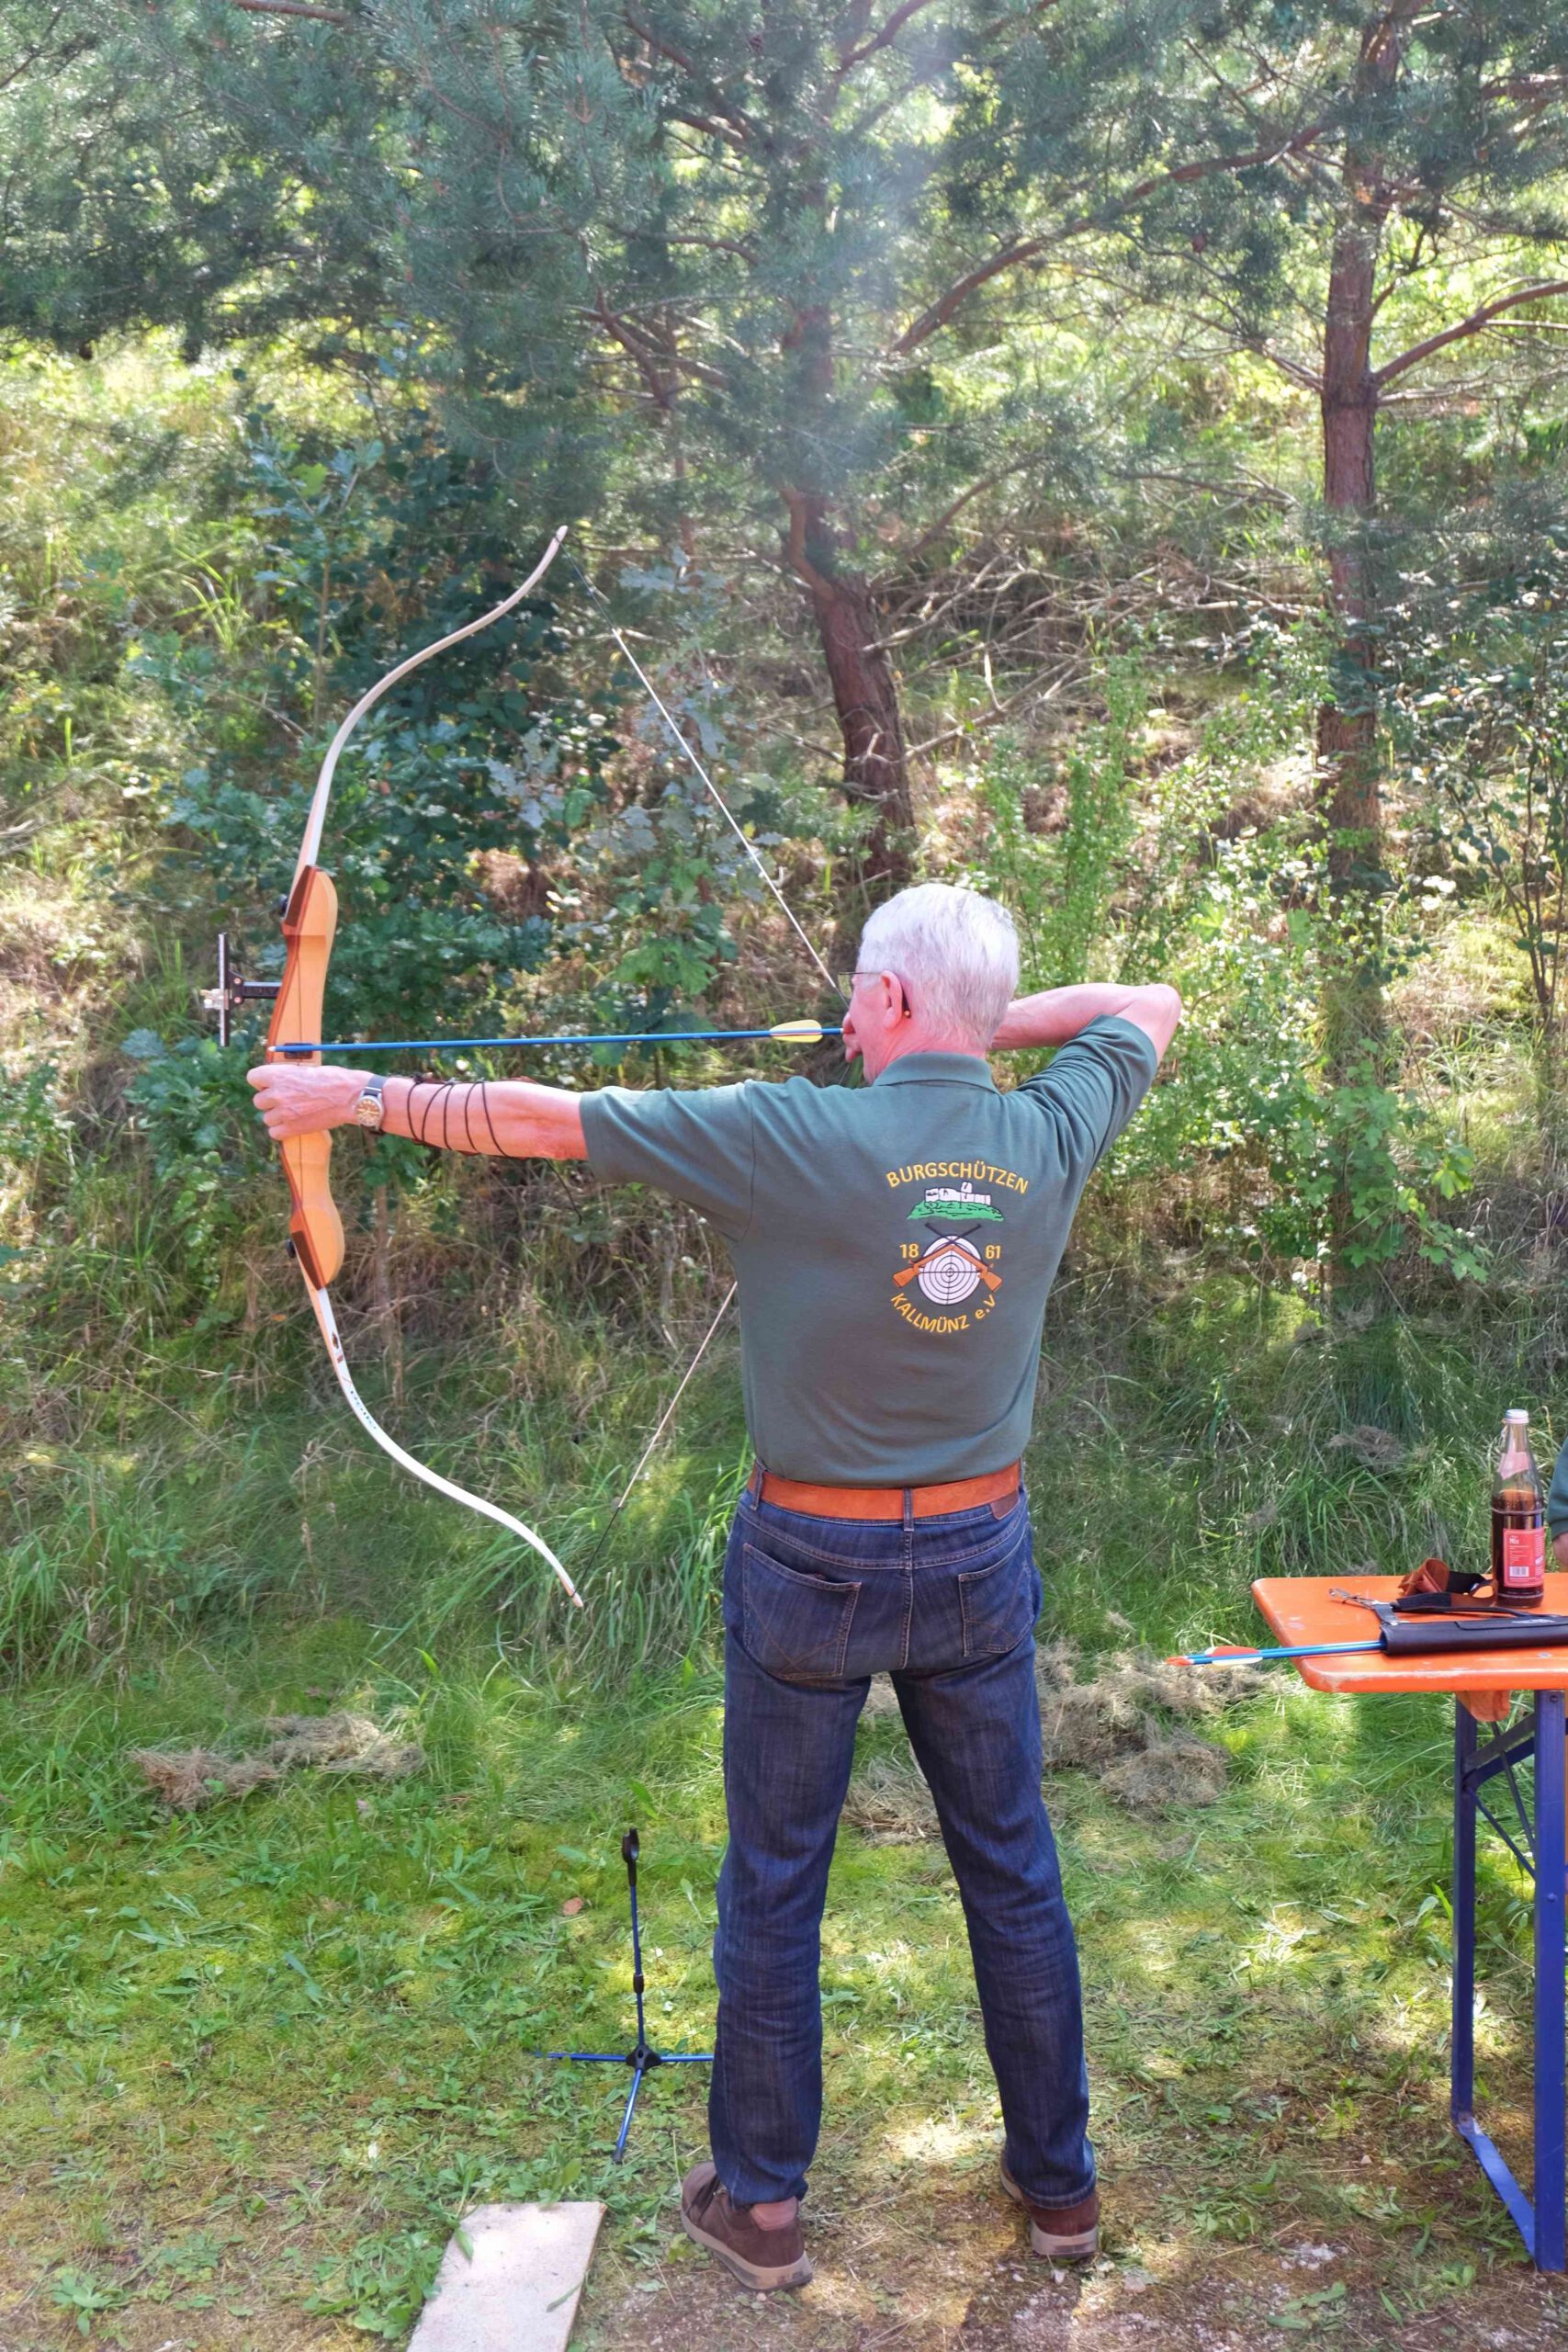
(1549, 1434, 1568, 1535)
(580, 1018, 1159, 1487)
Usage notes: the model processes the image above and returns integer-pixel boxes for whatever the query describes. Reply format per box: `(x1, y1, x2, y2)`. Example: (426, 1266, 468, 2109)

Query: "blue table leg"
(1453, 1702, 1477, 2126)
(1450, 1693, 1568, 2270)
(1533, 1690, 1566, 2271)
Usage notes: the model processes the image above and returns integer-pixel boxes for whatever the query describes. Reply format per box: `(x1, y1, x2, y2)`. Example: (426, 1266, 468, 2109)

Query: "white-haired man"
(251, 881, 1180, 2291)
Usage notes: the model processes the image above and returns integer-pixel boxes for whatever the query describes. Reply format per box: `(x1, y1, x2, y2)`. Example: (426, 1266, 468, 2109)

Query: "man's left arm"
(250, 1063, 587, 1159)
(991, 981, 1183, 1065)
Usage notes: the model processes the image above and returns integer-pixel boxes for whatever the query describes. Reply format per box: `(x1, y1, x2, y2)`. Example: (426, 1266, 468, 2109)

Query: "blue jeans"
(710, 1481, 1094, 2211)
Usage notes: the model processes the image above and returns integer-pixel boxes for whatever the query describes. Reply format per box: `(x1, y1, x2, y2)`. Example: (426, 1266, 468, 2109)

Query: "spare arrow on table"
(1172, 1591, 1568, 1668)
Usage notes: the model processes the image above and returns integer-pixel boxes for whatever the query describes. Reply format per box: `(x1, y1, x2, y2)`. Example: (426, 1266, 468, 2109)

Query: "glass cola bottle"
(1491, 1408, 1546, 1608)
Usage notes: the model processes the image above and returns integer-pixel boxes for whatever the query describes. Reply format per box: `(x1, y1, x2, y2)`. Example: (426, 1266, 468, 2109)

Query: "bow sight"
(200, 931, 282, 1048)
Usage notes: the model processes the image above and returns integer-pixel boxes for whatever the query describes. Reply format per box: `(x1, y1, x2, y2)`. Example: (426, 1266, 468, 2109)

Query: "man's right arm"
(991, 982, 1183, 1063)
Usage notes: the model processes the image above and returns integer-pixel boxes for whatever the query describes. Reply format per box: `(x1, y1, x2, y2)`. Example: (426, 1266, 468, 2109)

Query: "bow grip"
(266, 864, 345, 1291)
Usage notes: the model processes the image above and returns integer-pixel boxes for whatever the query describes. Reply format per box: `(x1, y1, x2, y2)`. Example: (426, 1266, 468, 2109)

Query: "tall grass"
(9, 1241, 1564, 1697)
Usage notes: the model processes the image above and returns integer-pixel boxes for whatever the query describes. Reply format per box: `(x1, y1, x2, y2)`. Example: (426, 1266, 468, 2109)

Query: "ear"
(876, 968, 908, 1024)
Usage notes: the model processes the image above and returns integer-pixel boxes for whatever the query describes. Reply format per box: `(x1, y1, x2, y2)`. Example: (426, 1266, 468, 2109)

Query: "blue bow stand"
(540, 1829, 713, 2161)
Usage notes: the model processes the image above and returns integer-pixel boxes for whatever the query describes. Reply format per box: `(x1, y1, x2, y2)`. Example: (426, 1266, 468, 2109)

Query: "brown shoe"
(1000, 2160, 1100, 2261)
(680, 2161, 814, 2290)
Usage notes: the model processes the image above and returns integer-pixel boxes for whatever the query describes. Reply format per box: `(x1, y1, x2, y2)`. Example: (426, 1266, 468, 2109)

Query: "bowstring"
(571, 553, 847, 1555)
(576, 1282, 738, 1589)
(570, 556, 843, 1001)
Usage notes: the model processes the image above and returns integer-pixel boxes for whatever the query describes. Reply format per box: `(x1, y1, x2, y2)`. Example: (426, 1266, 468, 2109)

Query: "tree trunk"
(783, 486, 915, 889)
(779, 294, 914, 891)
(1314, 8, 1412, 1301)
(1317, 249, 1384, 1085)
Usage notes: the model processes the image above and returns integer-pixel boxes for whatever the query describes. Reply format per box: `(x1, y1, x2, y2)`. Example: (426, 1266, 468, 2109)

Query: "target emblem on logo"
(915, 1234, 985, 1306)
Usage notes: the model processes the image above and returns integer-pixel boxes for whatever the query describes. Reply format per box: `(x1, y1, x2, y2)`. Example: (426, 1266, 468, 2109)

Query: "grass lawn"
(5, 1601, 1567, 2352)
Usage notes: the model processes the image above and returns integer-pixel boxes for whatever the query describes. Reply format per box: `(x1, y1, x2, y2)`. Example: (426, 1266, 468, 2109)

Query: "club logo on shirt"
(883, 1159, 1023, 1334)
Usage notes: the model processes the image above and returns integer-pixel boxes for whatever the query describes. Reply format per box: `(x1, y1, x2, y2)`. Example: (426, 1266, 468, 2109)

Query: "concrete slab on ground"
(407, 2200, 604, 2352)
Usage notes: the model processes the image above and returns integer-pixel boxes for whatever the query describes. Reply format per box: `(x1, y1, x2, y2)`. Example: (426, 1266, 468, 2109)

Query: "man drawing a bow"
(252, 881, 1181, 2290)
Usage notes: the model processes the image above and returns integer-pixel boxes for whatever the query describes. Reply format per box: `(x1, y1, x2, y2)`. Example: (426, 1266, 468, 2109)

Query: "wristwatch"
(352, 1075, 387, 1133)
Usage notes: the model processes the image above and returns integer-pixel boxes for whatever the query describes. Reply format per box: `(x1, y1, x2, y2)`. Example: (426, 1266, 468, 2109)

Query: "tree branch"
(623, 8, 756, 144)
(892, 119, 1327, 356)
(1482, 74, 1568, 103)
(1117, 467, 1294, 510)
(663, 104, 749, 153)
(228, 0, 350, 20)
(0, 4, 80, 96)
(834, 0, 943, 79)
(1249, 341, 1323, 392)
(1373, 278, 1568, 389)
(587, 298, 728, 391)
(900, 458, 1054, 562)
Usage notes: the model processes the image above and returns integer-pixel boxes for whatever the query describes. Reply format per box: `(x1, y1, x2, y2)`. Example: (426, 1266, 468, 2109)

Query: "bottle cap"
(1506, 1408, 1529, 1422)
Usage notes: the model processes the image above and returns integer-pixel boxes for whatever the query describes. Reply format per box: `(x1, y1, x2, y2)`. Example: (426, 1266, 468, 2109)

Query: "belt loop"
(902, 1485, 914, 1535)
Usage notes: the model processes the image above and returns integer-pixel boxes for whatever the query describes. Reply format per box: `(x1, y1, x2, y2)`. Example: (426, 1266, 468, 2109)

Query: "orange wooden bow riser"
(265, 865, 345, 1291)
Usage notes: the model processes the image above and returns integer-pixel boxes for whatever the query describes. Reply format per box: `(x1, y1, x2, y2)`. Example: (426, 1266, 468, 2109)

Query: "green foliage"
(1393, 535, 1568, 1038)
(123, 1033, 264, 1274)
(1285, 1057, 1483, 1283)
(965, 639, 1483, 1283)
(972, 659, 1145, 987)
(50, 2267, 127, 2335)
(3, 1455, 261, 1684)
(0, 1059, 73, 1176)
(141, 416, 614, 1043)
(302, 2229, 445, 2339)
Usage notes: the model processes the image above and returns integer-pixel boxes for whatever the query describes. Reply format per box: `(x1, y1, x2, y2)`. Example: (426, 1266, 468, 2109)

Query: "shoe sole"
(680, 2205, 814, 2291)
(1000, 2165, 1099, 2262)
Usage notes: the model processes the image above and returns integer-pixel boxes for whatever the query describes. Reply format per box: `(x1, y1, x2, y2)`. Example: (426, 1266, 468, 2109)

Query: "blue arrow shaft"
(1179, 1638, 1381, 1666)
(276, 1024, 842, 1057)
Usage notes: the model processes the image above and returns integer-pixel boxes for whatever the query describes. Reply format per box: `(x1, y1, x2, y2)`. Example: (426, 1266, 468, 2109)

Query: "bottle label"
(1502, 1524, 1545, 1587)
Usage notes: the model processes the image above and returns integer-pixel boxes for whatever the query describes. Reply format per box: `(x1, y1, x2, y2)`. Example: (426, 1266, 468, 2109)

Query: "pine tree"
(0, 1, 362, 355)
(70, 1, 1185, 884)
(991, 4, 1568, 1078)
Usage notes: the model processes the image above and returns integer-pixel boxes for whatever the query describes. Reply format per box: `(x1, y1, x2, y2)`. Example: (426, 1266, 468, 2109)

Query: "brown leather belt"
(748, 1461, 1021, 1522)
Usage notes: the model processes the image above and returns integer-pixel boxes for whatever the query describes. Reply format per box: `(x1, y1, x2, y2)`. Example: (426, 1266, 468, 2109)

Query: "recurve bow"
(261, 526, 582, 1606)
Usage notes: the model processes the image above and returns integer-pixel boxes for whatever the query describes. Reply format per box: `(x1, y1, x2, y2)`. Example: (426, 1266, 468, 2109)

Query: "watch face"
(355, 1094, 383, 1129)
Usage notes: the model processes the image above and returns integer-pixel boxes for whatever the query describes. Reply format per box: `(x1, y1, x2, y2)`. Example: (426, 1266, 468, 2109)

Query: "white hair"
(858, 883, 1019, 1047)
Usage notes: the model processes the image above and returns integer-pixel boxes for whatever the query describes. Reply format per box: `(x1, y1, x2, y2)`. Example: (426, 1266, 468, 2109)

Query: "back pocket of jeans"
(957, 1538, 1036, 1659)
(742, 1546, 861, 1684)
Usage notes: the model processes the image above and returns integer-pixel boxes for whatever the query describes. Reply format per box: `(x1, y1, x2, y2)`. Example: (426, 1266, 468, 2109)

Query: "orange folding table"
(1251, 1576, 1568, 2271)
